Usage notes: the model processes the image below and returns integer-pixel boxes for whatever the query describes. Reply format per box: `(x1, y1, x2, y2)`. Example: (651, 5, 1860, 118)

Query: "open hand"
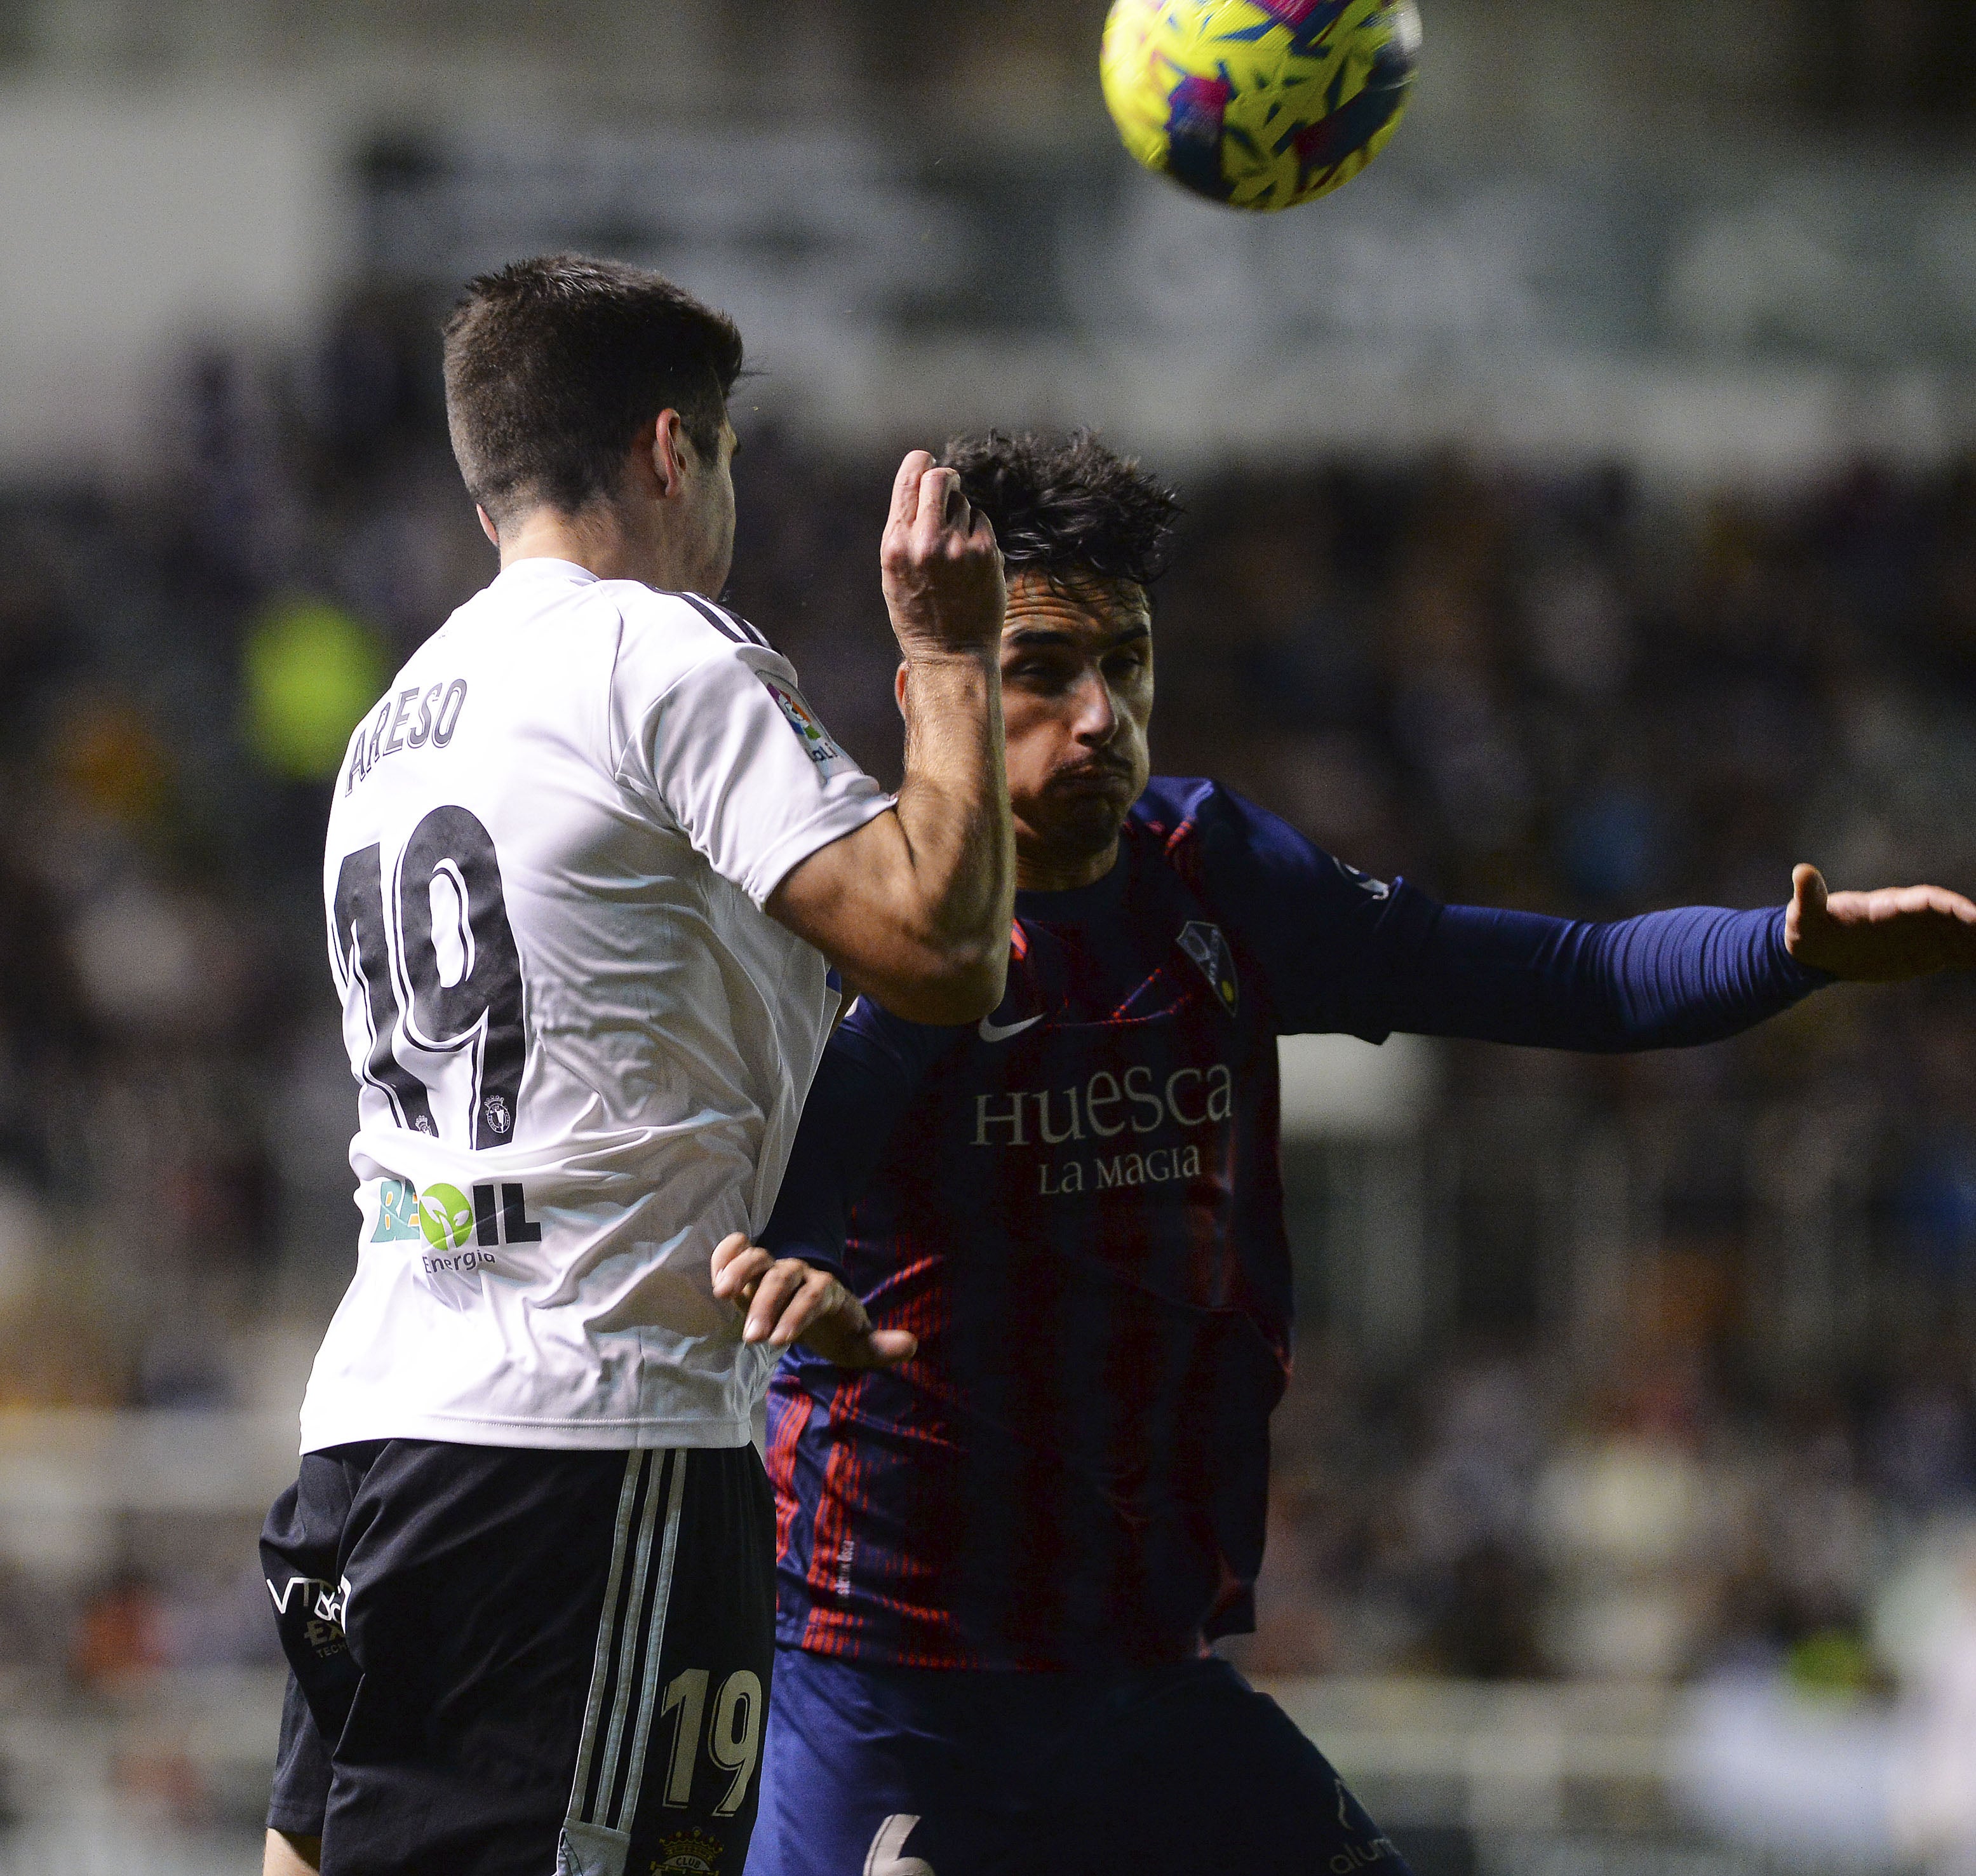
(710, 1233, 917, 1371)
(1785, 863, 1976, 981)
(879, 450, 1005, 661)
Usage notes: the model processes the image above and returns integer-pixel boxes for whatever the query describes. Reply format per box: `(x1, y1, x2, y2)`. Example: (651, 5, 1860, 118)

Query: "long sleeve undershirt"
(1377, 900, 1824, 1051)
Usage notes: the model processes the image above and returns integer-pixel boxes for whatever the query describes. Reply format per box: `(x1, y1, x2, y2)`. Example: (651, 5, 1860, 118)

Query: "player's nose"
(1070, 668, 1120, 743)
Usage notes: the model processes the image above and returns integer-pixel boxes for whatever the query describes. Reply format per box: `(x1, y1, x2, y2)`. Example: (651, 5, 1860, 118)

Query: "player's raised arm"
(767, 451, 1014, 1025)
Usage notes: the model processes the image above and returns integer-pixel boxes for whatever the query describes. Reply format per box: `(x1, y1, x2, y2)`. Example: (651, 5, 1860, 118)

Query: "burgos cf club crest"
(1177, 921, 1239, 1017)
(649, 1830, 722, 1875)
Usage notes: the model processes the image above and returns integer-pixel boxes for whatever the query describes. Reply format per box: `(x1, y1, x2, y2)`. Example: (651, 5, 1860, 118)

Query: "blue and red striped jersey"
(762, 776, 1823, 1669)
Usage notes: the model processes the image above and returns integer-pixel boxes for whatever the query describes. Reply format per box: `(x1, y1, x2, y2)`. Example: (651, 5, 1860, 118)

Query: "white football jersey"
(299, 558, 888, 1454)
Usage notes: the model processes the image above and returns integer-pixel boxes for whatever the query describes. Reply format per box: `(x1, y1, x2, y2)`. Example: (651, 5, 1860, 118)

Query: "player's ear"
(475, 505, 498, 547)
(894, 662, 909, 719)
(650, 410, 690, 501)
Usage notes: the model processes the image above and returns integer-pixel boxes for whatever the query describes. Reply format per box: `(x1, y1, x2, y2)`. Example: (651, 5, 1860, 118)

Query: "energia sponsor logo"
(372, 1175, 543, 1269)
(418, 1182, 474, 1250)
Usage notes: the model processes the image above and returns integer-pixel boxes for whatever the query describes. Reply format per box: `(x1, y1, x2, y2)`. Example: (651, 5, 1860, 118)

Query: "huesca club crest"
(1176, 920, 1239, 1017)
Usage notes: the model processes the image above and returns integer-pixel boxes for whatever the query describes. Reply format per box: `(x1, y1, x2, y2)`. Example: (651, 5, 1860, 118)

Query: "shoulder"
(605, 586, 796, 710)
(608, 584, 779, 664)
(615, 584, 776, 652)
(1127, 773, 1223, 846)
(1132, 775, 1397, 928)
(1129, 775, 1341, 880)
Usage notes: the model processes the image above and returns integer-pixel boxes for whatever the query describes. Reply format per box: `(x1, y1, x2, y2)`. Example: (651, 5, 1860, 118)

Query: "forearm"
(890, 649, 1015, 1000)
(768, 447, 1011, 1020)
(765, 654, 1012, 1023)
(1381, 900, 1828, 1050)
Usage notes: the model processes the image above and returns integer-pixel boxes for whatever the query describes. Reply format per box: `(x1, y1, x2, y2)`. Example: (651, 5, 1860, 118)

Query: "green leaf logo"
(419, 1184, 475, 1252)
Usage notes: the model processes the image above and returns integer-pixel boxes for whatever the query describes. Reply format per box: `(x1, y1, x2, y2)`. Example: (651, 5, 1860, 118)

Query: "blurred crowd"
(0, 295, 1973, 1757)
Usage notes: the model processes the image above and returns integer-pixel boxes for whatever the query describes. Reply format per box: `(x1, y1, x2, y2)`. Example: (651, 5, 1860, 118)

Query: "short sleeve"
(617, 642, 891, 907)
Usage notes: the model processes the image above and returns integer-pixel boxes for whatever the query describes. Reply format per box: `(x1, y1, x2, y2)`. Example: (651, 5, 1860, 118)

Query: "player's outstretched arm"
(709, 1234, 917, 1370)
(1784, 863, 1976, 980)
(767, 451, 1014, 1026)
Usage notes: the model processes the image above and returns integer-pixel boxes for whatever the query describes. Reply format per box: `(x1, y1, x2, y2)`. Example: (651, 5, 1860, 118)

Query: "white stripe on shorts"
(557, 1449, 689, 1876)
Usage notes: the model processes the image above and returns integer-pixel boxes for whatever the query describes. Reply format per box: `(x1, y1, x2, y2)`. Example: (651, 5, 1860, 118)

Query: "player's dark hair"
(942, 430, 1181, 593)
(442, 253, 744, 527)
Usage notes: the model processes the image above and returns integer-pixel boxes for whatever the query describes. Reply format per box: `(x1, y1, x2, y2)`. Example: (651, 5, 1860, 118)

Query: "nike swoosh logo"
(978, 1013, 1045, 1044)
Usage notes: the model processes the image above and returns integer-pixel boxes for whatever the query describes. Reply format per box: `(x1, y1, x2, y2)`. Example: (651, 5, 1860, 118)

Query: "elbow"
(871, 938, 1009, 1027)
(935, 943, 1011, 1024)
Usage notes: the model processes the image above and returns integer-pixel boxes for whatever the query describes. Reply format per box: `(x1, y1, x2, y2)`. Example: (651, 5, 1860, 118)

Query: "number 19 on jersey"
(331, 804, 527, 1150)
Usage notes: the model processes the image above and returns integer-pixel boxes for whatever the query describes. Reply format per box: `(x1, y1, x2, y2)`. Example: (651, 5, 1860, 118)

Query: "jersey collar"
(494, 557, 602, 585)
(1014, 844, 1131, 926)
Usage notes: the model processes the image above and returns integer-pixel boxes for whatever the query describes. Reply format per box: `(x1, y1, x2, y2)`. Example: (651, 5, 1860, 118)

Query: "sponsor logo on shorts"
(266, 1573, 351, 1660)
(1333, 854, 1392, 900)
(1329, 1840, 1402, 1872)
(1329, 1774, 1402, 1872)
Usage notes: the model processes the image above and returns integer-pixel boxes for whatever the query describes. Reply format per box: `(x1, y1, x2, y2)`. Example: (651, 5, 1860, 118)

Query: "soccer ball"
(1101, 0, 1422, 212)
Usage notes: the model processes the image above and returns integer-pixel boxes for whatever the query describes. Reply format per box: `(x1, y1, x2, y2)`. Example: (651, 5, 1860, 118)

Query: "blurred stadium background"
(3, 1, 1976, 1870)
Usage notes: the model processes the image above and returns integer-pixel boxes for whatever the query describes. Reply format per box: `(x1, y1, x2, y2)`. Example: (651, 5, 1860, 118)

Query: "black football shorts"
(261, 1438, 774, 1876)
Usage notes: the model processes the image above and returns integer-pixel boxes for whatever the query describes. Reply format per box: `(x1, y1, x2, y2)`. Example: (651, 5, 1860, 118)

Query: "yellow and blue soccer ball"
(1101, 0, 1422, 212)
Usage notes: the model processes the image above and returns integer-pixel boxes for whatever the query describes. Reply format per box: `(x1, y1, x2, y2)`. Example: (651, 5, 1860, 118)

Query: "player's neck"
(496, 503, 697, 591)
(1015, 835, 1121, 894)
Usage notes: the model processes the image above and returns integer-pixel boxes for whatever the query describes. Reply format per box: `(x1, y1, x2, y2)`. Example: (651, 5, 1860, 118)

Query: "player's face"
(998, 572, 1153, 882)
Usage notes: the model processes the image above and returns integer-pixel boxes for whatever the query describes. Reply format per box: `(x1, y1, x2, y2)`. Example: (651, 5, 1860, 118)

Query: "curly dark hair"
(942, 431, 1181, 592)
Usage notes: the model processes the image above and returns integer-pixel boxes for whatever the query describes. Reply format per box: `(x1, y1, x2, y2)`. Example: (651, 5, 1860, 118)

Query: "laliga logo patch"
(1177, 921, 1239, 1018)
(649, 1828, 723, 1874)
(756, 675, 848, 773)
